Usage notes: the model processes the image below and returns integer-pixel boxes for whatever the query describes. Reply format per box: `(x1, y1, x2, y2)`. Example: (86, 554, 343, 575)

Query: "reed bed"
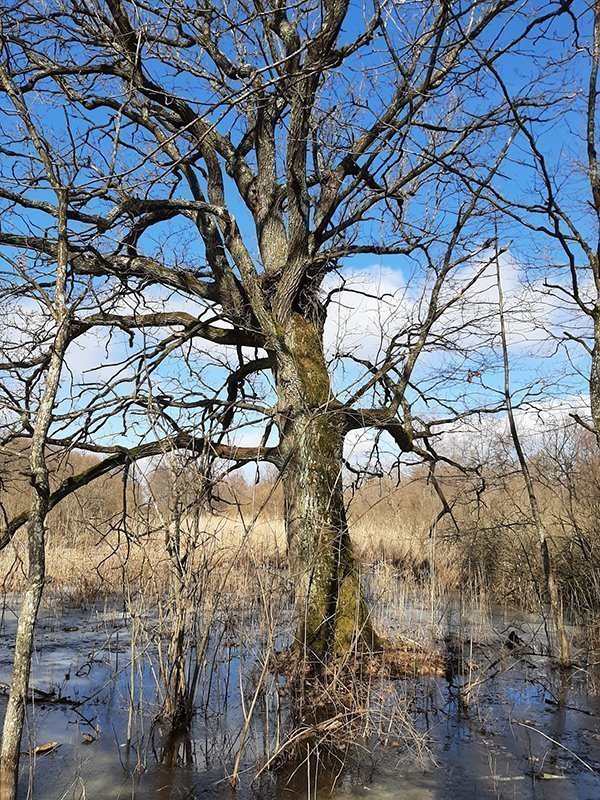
(0, 492, 598, 623)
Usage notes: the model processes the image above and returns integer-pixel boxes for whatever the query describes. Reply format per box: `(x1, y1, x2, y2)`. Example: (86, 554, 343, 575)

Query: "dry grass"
(2, 429, 600, 619)
(0, 509, 456, 603)
(0, 513, 287, 603)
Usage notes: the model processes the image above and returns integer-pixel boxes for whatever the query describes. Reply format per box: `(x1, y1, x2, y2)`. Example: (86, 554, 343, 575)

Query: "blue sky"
(0, 0, 596, 471)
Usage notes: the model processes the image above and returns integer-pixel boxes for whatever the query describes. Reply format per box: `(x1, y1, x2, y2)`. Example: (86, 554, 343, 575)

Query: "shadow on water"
(1, 595, 600, 799)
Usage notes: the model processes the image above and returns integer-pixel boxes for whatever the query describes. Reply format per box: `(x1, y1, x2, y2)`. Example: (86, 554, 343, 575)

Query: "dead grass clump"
(365, 640, 445, 679)
(273, 634, 445, 686)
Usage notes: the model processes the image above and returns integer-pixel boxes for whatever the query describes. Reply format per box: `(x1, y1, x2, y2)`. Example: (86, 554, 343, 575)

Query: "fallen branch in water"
(513, 720, 597, 773)
(0, 683, 81, 708)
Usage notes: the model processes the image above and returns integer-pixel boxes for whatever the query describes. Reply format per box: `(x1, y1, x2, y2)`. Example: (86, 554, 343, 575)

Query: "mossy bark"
(276, 314, 376, 666)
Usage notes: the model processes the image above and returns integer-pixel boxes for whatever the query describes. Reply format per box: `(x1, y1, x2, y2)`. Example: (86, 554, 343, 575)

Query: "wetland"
(1, 589, 598, 800)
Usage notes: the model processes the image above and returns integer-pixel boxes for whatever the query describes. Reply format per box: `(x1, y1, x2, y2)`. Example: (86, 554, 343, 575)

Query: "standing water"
(0, 594, 599, 800)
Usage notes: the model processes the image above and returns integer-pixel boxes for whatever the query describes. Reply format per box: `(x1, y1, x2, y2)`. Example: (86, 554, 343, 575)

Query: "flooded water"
(1, 594, 599, 800)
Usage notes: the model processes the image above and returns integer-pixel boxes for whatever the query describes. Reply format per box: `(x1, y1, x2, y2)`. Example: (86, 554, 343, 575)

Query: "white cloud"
(431, 393, 591, 465)
(324, 265, 411, 360)
(323, 252, 590, 400)
(324, 252, 578, 360)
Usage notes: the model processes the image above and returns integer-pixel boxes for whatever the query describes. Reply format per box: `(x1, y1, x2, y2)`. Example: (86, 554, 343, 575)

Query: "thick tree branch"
(73, 312, 265, 349)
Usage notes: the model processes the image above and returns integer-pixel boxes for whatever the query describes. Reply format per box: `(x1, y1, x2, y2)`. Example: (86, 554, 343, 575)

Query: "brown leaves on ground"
(272, 634, 445, 683)
(26, 742, 60, 756)
(361, 638, 445, 679)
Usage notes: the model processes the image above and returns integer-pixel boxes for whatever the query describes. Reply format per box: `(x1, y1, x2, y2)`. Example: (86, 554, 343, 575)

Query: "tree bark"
(276, 314, 376, 666)
(591, 312, 600, 441)
(0, 193, 69, 800)
(159, 504, 196, 742)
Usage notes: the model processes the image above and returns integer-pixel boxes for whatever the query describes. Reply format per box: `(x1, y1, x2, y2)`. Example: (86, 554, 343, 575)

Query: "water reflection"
(0, 599, 599, 799)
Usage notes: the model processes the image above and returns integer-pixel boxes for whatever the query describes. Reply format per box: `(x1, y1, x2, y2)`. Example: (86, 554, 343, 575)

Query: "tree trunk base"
(273, 633, 444, 697)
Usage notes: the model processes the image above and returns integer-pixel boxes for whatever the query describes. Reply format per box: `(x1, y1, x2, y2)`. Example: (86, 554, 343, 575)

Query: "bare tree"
(495, 241, 571, 667)
(480, 2, 600, 437)
(0, 1, 557, 716)
(0, 64, 71, 798)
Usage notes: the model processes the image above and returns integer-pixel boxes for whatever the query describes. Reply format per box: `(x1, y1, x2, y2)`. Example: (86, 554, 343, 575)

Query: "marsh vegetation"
(2, 0, 600, 797)
(2, 432, 600, 798)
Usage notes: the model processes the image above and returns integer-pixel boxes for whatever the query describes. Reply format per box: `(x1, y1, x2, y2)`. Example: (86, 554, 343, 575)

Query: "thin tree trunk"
(0, 193, 70, 800)
(589, 1, 600, 442)
(161, 503, 194, 740)
(496, 247, 571, 668)
(591, 314, 600, 440)
(276, 314, 376, 668)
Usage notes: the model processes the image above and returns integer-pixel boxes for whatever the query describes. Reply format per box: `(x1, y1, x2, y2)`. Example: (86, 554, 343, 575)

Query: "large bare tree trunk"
(276, 314, 376, 666)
